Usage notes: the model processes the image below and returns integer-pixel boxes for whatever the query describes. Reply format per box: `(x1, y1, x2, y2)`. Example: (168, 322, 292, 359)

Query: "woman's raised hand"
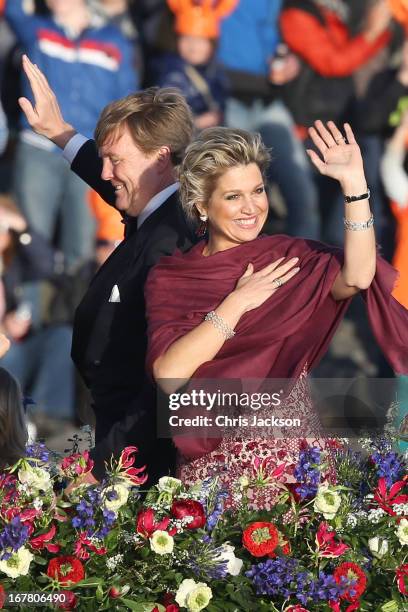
(233, 257, 300, 313)
(306, 121, 366, 193)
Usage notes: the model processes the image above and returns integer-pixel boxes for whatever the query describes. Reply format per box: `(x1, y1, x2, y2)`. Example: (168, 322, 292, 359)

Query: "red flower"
(47, 556, 85, 587)
(30, 524, 60, 553)
(396, 564, 408, 595)
(171, 499, 206, 529)
(57, 591, 77, 610)
(373, 478, 408, 516)
(242, 522, 279, 557)
(285, 483, 302, 504)
(316, 522, 349, 558)
(269, 531, 291, 558)
(284, 606, 310, 612)
(136, 508, 175, 538)
(60, 451, 94, 480)
(118, 446, 148, 486)
(334, 562, 367, 602)
(0, 585, 5, 609)
(151, 607, 179, 612)
(73, 532, 107, 560)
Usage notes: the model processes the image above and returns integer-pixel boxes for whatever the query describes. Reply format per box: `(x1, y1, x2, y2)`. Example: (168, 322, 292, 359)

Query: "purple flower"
(371, 450, 405, 487)
(294, 446, 322, 499)
(25, 442, 50, 463)
(0, 516, 30, 560)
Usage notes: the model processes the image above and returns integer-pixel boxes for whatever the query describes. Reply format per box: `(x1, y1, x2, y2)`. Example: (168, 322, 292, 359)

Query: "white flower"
(217, 544, 243, 576)
(150, 530, 174, 555)
(18, 466, 51, 492)
(238, 475, 250, 490)
(396, 518, 408, 546)
(157, 476, 182, 494)
(106, 554, 124, 571)
(368, 536, 389, 558)
(0, 547, 33, 579)
(103, 484, 129, 511)
(175, 579, 212, 611)
(186, 584, 213, 611)
(313, 485, 341, 520)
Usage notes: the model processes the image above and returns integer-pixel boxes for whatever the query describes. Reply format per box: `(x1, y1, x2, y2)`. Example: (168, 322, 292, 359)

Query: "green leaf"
(34, 555, 48, 566)
(120, 599, 163, 611)
(74, 577, 104, 587)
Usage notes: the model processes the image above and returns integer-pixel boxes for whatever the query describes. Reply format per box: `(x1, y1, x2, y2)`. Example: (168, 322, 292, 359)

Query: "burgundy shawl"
(145, 235, 408, 456)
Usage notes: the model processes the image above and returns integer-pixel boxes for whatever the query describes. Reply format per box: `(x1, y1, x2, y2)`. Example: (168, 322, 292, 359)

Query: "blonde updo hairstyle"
(178, 127, 271, 223)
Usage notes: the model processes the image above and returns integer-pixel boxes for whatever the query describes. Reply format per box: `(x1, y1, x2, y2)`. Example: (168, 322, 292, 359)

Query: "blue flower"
(294, 446, 322, 499)
(0, 517, 30, 561)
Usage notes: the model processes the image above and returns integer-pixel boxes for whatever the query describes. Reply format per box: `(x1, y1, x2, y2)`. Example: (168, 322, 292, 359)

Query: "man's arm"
(19, 55, 115, 205)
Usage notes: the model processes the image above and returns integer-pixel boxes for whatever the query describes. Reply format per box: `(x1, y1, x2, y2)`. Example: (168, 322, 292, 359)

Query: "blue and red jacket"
(5, 0, 138, 139)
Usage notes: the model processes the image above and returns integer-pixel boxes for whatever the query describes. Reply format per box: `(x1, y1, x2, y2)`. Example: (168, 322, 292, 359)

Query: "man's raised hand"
(19, 55, 77, 149)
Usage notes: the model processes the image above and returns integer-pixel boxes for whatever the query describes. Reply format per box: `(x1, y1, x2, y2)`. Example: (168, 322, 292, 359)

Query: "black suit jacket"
(70, 139, 197, 483)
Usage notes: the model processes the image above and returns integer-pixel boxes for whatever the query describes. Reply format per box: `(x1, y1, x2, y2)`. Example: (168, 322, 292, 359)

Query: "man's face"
(99, 127, 163, 217)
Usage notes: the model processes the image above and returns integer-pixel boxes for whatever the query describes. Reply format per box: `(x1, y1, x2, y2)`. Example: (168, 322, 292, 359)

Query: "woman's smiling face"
(201, 163, 269, 255)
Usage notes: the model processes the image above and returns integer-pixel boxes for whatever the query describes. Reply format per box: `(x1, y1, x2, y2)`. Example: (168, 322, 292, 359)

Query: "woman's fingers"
(313, 120, 337, 148)
(269, 257, 299, 278)
(256, 257, 286, 277)
(306, 148, 327, 174)
(272, 265, 300, 288)
(344, 122, 356, 145)
(327, 120, 346, 145)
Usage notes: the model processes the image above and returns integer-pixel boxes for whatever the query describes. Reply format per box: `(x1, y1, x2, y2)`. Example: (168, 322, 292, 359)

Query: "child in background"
(156, 0, 238, 130)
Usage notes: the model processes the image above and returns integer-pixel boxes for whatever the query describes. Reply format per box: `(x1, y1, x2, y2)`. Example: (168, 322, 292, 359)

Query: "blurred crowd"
(0, 0, 407, 441)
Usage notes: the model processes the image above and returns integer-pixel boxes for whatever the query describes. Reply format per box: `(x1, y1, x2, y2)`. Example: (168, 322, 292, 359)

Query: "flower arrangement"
(0, 437, 406, 611)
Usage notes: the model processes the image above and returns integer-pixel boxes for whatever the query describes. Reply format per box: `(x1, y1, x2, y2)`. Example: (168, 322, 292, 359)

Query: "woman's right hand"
(232, 257, 300, 313)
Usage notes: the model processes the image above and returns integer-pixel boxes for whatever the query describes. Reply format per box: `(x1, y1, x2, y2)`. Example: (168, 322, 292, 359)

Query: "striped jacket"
(5, 0, 138, 139)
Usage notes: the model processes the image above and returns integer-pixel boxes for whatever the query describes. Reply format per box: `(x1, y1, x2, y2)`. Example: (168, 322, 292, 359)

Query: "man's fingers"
(18, 97, 36, 123)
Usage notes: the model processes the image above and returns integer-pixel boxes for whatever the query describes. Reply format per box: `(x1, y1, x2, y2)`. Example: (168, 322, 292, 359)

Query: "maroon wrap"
(145, 235, 408, 457)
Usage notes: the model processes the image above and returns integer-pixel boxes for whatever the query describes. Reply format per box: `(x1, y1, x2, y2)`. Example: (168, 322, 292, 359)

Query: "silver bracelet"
(343, 213, 374, 231)
(204, 310, 236, 340)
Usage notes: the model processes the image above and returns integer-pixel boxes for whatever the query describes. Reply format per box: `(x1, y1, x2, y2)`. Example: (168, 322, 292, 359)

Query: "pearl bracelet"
(343, 213, 374, 231)
(204, 310, 236, 340)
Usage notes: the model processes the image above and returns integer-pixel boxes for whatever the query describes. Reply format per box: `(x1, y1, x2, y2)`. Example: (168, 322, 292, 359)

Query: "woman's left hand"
(306, 121, 365, 191)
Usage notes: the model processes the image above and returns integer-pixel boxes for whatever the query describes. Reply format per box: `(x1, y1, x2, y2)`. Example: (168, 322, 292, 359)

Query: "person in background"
(88, 190, 124, 268)
(4, 0, 138, 269)
(0, 196, 75, 436)
(155, 0, 237, 131)
(0, 366, 27, 470)
(279, 0, 392, 244)
(380, 109, 408, 451)
(217, 0, 320, 239)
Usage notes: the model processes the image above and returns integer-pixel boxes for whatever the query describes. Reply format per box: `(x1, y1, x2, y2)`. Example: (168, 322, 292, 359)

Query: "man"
(5, 0, 138, 268)
(20, 56, 196, 485)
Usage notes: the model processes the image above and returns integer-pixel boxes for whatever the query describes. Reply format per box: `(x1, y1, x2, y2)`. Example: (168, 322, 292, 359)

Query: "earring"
(196, 214, 208, 237)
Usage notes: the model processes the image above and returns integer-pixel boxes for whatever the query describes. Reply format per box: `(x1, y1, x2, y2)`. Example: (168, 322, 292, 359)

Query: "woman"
(0, 367, 27, 469)
(145, 122, 408, 499)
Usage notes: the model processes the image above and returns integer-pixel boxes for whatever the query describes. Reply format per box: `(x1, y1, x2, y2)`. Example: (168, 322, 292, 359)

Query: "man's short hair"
(95, 87, 194, 166)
